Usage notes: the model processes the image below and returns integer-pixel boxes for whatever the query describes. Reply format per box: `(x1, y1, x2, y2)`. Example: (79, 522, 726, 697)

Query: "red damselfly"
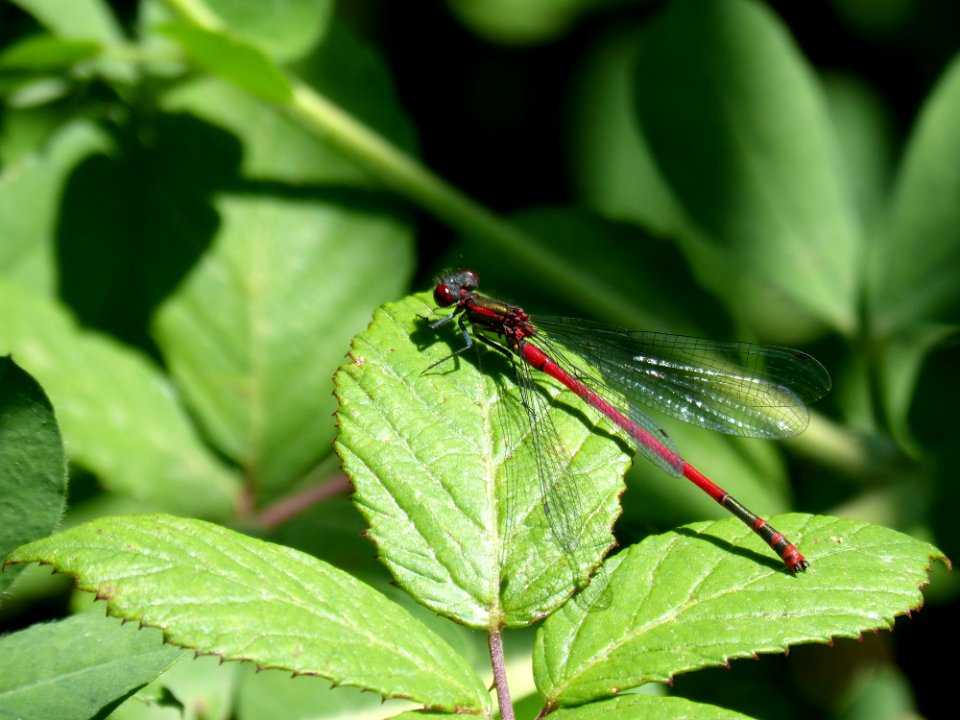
(427, 270, 830, 572)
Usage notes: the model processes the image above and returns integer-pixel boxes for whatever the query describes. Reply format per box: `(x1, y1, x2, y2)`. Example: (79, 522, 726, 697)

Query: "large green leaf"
(534, 515, 945, 708)
(152, 67, 414, 495)
(335, 293, 629, 628)
(869, 52, 960, 333)
(634, 0, 861, 334)
(5, 514, 490, 714)
(0, 282, 239, 516)
(0, 356, 66, 593)
(0, 611, 184, 720)
(154, 194, 413, 494)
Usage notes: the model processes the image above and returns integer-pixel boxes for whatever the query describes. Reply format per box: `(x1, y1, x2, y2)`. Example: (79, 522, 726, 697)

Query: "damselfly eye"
(434, 283, 456, 307)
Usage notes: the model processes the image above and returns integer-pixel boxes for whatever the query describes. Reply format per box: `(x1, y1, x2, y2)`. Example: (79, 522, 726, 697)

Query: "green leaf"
(0, 35, 100, 71)
(447, 0, 589, 44)
(0, 282, 239, 516)
(820, 72, 895, 231)
(534, 514, 946, 707)
(335, 293, 629, 628)
(236, 664, 418, 720)
(869, 53, 960, 332)
(202, 0, 333, 63)
(5, 514, 490, 714)
(10, 0, 124, 44)
(116, 654, 238, 720)
(0, 356, 66, 593)
(0, 611, 184, 720)
(0, 118, 113, 295)
(634, 0, 862, 334)
(567, 23, 692, 239)
(152, 70, 415, 494)
(548, 694, 754, 720)
(159, 23, 293, 103)
(153, 194, 413, 494)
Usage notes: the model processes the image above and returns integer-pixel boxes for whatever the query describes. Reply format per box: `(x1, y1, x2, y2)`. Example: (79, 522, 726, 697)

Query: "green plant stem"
(488, 627, 514, 720)
(165, 0, 224, 29)
(285, 79, 638, 324)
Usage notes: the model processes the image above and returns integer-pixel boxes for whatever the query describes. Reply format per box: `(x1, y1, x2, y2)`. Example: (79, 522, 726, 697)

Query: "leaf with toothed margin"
(533, 514, 947, 709)
(4, 514, 490, 714)
(334, 292, 629, 629)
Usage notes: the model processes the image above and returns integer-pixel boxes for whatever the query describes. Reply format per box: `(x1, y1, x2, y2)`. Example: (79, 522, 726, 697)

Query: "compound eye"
(462, 270, 479, 290)
(433, 283, 456, 307)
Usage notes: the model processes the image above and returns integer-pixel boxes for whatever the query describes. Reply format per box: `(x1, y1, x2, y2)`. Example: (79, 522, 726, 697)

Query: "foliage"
(1, 1, 957, 719)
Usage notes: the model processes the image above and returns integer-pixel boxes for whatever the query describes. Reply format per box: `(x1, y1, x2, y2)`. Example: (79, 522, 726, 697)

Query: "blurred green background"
(1, 0, 958, 718)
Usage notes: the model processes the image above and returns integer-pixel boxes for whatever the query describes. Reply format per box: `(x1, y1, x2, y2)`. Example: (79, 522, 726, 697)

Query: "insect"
(428, 270, 830, 572)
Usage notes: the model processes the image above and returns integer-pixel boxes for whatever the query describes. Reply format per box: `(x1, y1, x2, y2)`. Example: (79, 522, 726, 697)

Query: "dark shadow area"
(56, 112, 410, 355)
(672, 524, 789, 574)
(56, 113, 238, 351)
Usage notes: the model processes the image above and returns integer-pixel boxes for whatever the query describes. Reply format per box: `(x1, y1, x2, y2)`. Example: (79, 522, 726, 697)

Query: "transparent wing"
(511, 355, 586, 554)
(533, 317, 831, 440)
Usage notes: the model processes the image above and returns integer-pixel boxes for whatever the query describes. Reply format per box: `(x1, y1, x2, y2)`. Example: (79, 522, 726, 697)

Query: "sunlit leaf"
(6, 515, 490, 714)
(535, 515, 946, 707)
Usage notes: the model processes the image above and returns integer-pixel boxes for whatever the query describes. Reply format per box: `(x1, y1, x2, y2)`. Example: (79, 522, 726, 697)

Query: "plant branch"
(488, 626, 514, 720)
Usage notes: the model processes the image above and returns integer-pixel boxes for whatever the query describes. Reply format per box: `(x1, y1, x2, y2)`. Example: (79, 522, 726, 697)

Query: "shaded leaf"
(567, 23, 692, 239)
(6, 514, 490, 714)
(635, 0, 861, 333)
(534, 514, 946, 707)
(0, 611, 184, 720)
(0, 356, 66, 593)
(869, 53, 960, 332)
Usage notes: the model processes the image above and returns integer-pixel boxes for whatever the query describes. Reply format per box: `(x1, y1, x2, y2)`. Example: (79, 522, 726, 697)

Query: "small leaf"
(5, 514, 490, 714)
(335, 293, 628, 628)
(534, 514, 946, 707)
(0, 356, 66, 593)
(160, 23, 292, 103)
(0, 611, 184, 720)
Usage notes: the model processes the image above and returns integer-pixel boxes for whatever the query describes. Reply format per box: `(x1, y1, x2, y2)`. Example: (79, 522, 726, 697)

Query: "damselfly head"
(434, 269, 480, 307)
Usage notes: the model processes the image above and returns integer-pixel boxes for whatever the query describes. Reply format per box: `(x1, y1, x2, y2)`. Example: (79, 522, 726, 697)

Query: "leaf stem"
(488, 627, 514, 720)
